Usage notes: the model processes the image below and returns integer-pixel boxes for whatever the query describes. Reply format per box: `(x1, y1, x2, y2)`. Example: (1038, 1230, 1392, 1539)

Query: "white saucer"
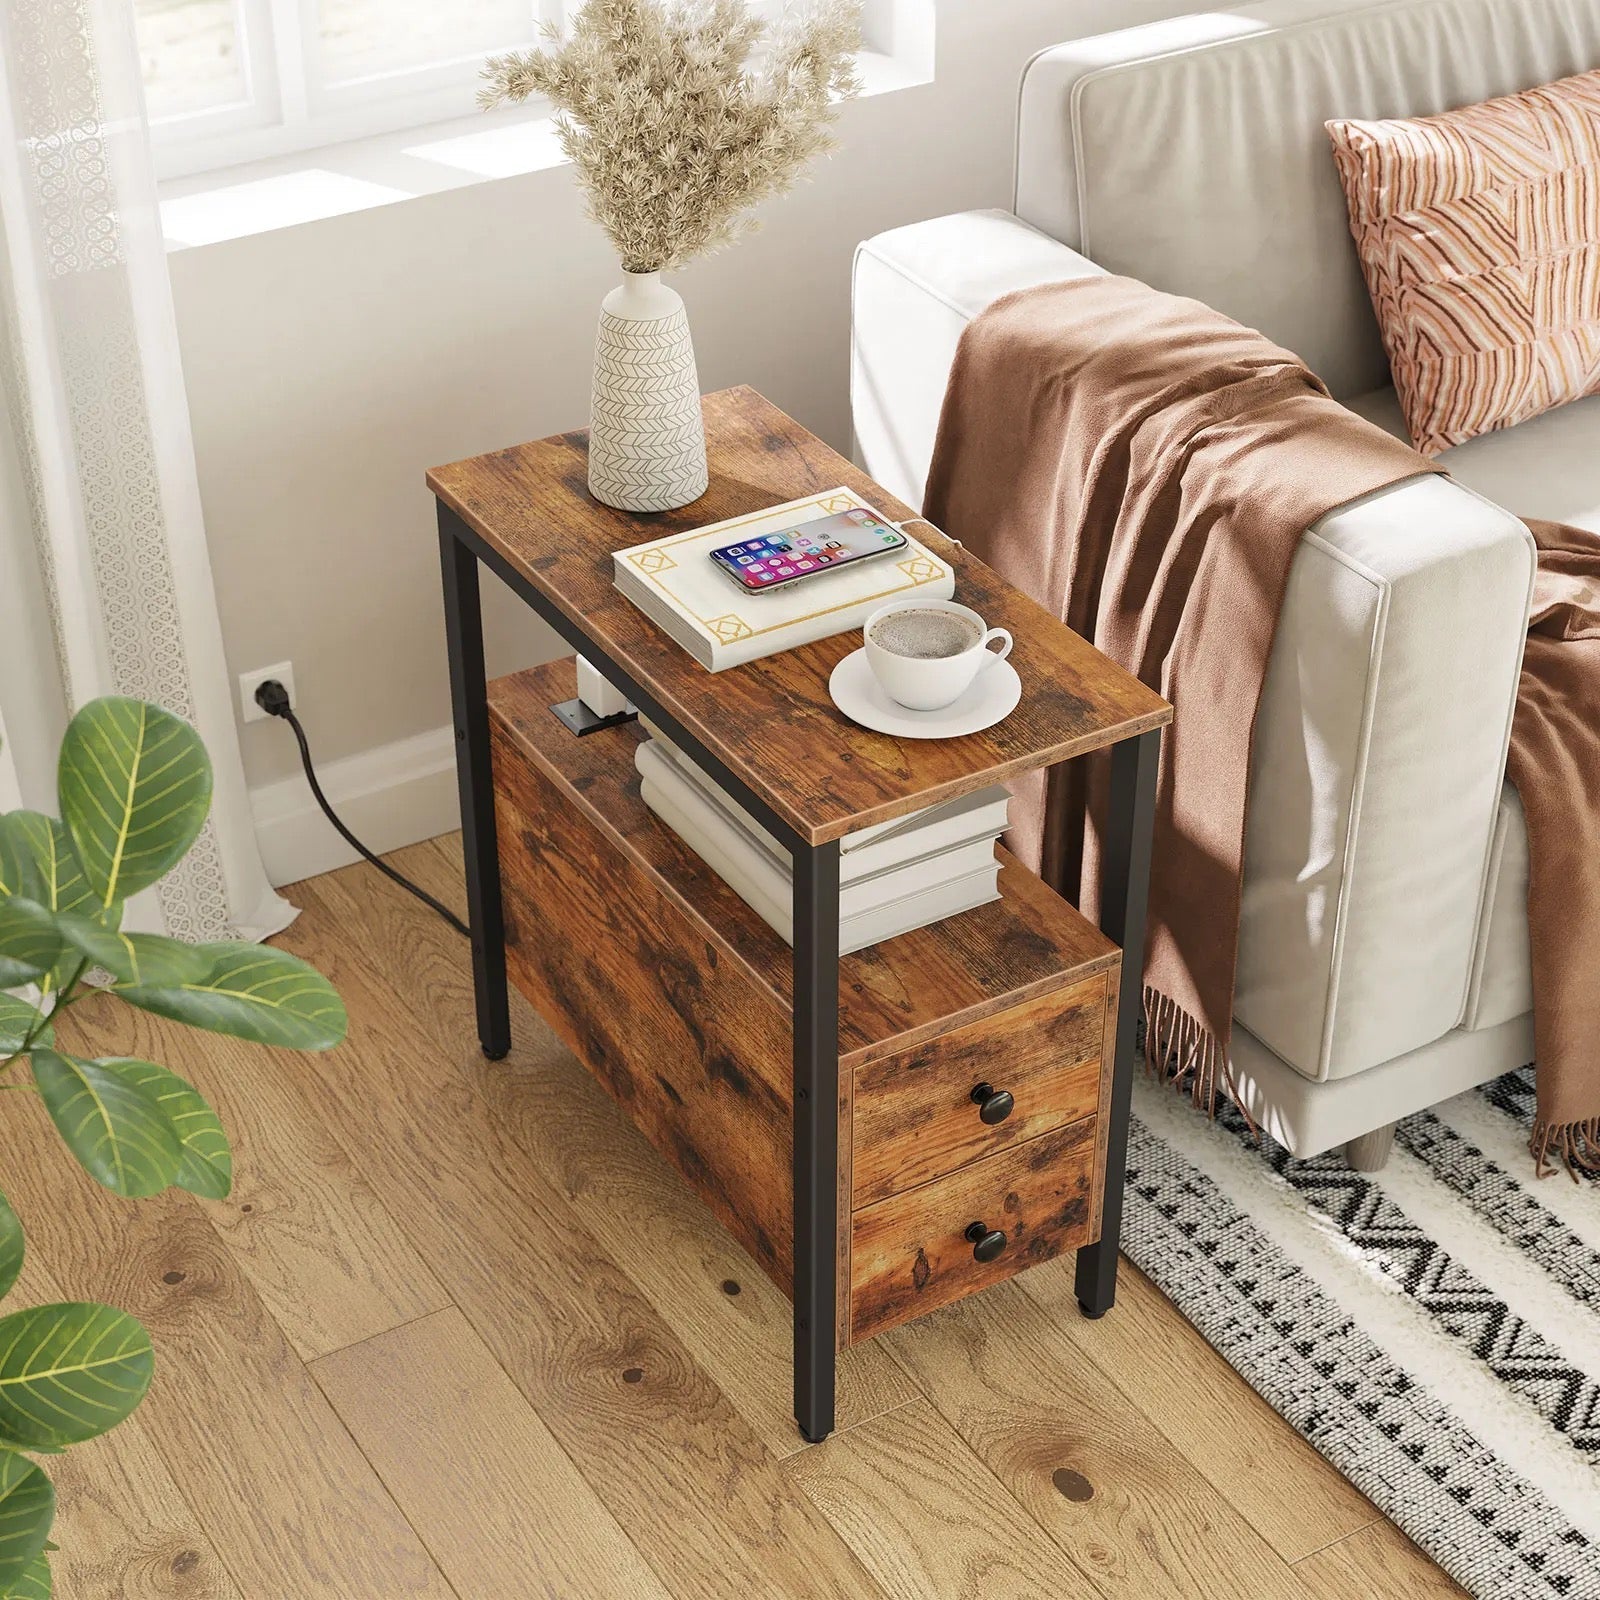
(828, 648, 1022, 739)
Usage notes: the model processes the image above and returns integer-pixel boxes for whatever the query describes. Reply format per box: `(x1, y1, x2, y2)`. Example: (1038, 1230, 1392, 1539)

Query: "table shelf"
(489, 660, 1119, 1070)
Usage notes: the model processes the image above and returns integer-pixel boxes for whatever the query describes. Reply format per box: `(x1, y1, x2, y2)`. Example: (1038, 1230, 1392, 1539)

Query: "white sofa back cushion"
(1014, 0, 1600, 399)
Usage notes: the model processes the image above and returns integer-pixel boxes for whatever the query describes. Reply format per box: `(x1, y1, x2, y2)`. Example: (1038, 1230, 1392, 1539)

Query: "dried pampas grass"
(481, 0, 862, 274)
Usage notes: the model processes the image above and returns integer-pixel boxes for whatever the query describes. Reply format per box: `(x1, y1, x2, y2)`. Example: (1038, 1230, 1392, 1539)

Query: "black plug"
(254, 678, 292, 719)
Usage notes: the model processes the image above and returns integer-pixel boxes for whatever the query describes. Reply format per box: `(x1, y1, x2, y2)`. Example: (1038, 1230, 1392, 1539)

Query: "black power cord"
(255, 679, 470, 940)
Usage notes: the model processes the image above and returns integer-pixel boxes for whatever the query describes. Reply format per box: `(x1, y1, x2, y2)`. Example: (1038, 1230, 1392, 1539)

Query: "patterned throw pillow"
(1327, 71, 1600, 457)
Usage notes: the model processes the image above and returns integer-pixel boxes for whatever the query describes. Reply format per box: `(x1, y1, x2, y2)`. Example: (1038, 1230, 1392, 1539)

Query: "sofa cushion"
(1347, 386, 1600, 531)
(1468, 786, 1534, 1032)
(1327, 70, 1600, 456)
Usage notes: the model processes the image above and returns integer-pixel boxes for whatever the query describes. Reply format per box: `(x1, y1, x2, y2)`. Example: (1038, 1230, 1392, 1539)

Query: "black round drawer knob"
(970, 1083, 1015, 1125)
(965, 1220, 1008, 1263)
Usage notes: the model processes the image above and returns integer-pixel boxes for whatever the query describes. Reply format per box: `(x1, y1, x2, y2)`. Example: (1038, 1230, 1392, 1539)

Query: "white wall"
(169, 0, 1204, 864)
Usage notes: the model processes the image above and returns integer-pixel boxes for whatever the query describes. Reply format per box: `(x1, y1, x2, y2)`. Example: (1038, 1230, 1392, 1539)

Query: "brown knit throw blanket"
(924, 275, 1600, 1177)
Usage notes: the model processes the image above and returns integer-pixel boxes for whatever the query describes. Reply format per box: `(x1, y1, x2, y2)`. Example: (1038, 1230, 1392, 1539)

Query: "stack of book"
(636, 727, 1010, 953)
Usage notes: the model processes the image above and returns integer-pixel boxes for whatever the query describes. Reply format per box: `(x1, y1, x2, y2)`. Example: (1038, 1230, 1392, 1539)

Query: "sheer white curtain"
(0, 0, 291, 940)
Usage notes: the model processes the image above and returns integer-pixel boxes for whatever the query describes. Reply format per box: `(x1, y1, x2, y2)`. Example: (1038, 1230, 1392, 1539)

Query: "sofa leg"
(1344, 1122, 1397, 1173)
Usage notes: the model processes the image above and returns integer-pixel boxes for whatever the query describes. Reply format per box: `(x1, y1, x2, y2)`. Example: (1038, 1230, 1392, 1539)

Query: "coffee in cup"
(867, 609, 983, 661)
(863, 599, 1013, 712)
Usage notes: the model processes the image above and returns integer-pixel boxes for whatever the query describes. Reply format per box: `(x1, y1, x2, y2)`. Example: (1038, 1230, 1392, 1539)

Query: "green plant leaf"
(49, 916, 211, 989)
(0, 818, 93, 919)
(0, 997, 48, 1059)
(119, 944, 347, 1052)
(0, 1302, 152, 1450)
(0, 817, 33, 902)
(0, 819, 110, 991)
(0, 1195, 20, 1304)
(0, 901, 58, 992)
(0, 1448, 52, 1589)
(30, 1049, 181, 1198)
(98, 1060, 231, 1200)
(2, 1552, 50, 1598)
(57, 699, 212, 912)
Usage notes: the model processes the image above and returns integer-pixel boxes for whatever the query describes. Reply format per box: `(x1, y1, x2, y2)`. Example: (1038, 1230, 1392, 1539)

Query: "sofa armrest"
(851, 209, 1537, 1082)
(852, 210, 1105, 511)
(1239, 479, 1533, 1081)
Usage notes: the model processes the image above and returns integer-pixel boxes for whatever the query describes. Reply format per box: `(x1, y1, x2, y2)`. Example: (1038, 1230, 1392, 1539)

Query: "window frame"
(147, 0, 560, 180)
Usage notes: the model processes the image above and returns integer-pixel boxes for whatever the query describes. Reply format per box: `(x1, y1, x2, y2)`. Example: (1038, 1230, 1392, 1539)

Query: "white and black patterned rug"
(1122, 1066, 1600, 1600)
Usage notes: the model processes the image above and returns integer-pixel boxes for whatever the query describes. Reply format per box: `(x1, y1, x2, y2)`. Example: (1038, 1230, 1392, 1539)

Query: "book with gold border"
(612, 488, 955, 670)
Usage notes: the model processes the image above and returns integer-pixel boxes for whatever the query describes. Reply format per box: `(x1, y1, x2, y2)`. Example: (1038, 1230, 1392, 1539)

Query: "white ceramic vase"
(588, 270, 709, 513)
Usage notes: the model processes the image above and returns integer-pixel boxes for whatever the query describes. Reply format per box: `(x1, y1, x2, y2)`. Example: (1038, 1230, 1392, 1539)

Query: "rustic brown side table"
(428, 387, 1170, 1445)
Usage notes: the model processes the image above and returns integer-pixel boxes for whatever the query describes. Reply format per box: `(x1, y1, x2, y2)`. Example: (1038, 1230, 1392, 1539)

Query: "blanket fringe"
(1142, 986, 1258, 1139)
(1142, 988, 1595, 1181)
(1530, 1116, 1600, 1182)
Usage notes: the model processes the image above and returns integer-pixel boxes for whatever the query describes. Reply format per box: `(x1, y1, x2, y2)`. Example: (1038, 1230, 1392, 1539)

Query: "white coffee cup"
(862, 599, 1014, 712)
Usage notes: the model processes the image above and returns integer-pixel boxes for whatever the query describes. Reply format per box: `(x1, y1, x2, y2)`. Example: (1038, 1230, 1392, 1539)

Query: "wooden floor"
(26, 836, 1468, 1600)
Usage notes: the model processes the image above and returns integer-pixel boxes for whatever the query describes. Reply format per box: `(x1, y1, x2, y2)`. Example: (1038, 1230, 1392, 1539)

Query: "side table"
(428, 387, 1170, 1444)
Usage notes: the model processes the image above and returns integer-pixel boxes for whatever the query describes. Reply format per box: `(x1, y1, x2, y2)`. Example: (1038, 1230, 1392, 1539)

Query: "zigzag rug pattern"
(1398, 1105, 1600, 1314)
(1218, 1106, 1600, 1454)
(1124, 1064, 1600, 1599)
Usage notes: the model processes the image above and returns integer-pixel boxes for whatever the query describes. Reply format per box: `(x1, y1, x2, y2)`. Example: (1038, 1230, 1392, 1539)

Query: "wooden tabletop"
(429, 387, 1170, 847)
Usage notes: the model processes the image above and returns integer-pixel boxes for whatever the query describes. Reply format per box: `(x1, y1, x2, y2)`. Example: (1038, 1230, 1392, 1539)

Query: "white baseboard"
(250, 722, 461, 887)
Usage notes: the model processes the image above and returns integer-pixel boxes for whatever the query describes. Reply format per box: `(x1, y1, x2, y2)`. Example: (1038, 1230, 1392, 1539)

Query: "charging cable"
(254, 680, 470, 940)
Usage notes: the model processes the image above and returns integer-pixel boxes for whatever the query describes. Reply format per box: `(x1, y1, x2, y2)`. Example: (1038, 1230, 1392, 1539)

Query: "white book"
(640, 776, 1001, 954)
(636, 741, 999, 919)
(638, 723, 1011, 879)
(613, 489, 955, 671)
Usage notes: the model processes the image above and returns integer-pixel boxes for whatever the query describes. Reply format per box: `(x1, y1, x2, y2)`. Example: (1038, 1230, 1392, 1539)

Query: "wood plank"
(404, 834, 918, 1460)
(1294, 1523, 1469, 1600)
(1019, 1256, 1381, 1562)
(59, 988, 452, 1362)
(8, 1252, 242, 1600)
(784, 1399, 1091, 1599)
(276, 859, 888, 1600)
(883, 1281, 1321, 1598)
(491, 660, 1119, 1068)
(49, 1423, 244, 1600)
(313, 1308, 671, 1600)
(852, 977, 1106, 1206)
(0, 1074, 456, 1598)
(432, 386, 1170, 846)
(494, 741, 799, 1297)
(851, 1120, 1097, 1344)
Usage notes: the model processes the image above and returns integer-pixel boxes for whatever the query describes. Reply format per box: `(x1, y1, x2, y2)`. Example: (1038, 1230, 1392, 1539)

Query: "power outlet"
(240, 661, 296, 724)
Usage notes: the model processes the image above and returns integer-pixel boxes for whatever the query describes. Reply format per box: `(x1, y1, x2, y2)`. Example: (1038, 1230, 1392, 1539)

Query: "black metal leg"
(1076, 728, 1161, 1318)
(792, 838, 841, 1443)
(438, 507, 511, 1062)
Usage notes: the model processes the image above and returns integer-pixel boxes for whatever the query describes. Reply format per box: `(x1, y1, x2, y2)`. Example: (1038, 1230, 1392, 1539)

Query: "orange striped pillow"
(1327, 71, 1600, 457)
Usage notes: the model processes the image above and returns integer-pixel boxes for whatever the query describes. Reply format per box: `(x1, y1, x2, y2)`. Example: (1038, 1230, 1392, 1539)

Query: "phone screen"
(709, 509, 908, 594)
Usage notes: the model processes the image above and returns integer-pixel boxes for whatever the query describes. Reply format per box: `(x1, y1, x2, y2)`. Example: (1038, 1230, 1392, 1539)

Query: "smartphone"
(708, 509, 908, 595)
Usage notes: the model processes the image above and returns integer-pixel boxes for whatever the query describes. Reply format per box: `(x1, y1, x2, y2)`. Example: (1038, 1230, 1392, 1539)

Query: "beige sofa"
(852, 0, 1600, 1168)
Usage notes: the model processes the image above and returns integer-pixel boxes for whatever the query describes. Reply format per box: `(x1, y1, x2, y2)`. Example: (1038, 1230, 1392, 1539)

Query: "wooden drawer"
(850, 977, 1108, 1207)
(849, 1119, 1098, 1343)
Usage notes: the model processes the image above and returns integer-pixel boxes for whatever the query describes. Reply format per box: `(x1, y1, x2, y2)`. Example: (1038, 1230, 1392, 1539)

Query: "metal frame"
(1074, 727, 1161, 1318)
(790, 841, 841, 1442)
(436, 500, 1159, 1440)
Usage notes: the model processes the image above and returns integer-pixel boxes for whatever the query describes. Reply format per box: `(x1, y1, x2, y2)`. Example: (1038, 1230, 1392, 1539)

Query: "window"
(138, 0, 562, 178)
(140, 0, 804, 179)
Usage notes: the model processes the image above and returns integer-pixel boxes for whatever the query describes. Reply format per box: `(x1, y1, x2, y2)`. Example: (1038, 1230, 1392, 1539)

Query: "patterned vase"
(588, 270, 709, 513)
